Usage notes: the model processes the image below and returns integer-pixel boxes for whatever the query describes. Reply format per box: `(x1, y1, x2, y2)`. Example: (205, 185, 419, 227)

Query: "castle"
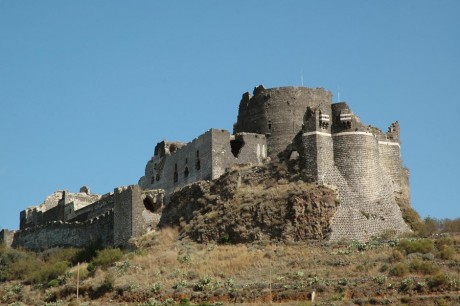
(0, 85, 411, 249)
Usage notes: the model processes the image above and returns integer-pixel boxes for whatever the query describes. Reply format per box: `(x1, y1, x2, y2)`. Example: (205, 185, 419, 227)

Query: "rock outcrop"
(159, 163, 339, 243)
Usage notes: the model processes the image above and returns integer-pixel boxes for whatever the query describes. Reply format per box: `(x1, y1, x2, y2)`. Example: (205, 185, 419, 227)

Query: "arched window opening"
(196, 159, 201, 170)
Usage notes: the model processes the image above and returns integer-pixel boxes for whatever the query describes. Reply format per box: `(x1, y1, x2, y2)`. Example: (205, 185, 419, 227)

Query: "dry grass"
(1, 230, 460, 305)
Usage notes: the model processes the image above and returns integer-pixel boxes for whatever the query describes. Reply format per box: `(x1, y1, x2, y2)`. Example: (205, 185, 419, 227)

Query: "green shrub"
(47, 279, 59, 287)
(178, 298, 191, 306)
(397, 239, 435, 255)
(91, 248, 123, 269)
(437, 245, 456, 260)
(27, 260, 69, 284)
(389, 249, 405, 262)
(72, 239, 103, 264)
(409, 259, 438, 275)
(427, 272, 450, 290)
(389, 262, 409, 277)
(101, 272, 116, 291)
(400, 207, 423, 233)
(434, 237, 455, 248)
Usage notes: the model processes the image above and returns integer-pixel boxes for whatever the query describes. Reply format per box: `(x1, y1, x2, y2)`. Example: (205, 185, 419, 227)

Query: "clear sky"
(1, 1, 459, 230)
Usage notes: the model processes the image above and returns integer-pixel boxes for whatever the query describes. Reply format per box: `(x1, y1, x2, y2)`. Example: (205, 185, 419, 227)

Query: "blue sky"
(1, 1, 459, 230)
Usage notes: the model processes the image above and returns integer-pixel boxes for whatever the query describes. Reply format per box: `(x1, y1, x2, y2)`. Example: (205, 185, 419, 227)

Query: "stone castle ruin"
(0, 85, 411, 249)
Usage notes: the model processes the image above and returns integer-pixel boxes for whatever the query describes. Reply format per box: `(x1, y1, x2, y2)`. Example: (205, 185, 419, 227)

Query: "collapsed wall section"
(211, 130, 267, 179)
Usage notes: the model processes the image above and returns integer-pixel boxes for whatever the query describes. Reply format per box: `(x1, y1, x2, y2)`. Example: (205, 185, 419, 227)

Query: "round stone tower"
(234, 85, 332, 159)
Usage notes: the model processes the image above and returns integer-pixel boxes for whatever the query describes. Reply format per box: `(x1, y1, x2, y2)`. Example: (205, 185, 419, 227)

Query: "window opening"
(184, 166, 189, 178)
(143, 197, 161, 213)
(230, 138, 245, 158)
(173, 163, 178, 183)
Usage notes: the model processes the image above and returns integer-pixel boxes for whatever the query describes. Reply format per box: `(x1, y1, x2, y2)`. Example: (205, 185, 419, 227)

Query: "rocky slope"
(159, 163, 339, 243)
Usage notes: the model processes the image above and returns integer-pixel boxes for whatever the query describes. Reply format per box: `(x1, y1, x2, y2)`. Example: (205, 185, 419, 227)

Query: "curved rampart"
(234, 86, 332, 159)
(332, 132, 382, 201)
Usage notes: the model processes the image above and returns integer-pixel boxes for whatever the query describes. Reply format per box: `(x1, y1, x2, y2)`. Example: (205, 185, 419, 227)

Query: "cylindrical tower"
(234, 85, 332, 159)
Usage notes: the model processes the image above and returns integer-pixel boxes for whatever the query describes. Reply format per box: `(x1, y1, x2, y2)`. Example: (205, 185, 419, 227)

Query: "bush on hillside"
(90, 248, 123, 269)
(397, 239, 435, 255)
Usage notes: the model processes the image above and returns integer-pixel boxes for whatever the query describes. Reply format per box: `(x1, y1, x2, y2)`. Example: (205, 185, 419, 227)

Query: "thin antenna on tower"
(301, 69, 304, 87)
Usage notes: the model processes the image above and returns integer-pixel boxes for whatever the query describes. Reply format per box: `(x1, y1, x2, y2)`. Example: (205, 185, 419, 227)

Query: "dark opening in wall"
(143, 197, 161, 213)
(196, 159, 201, 170)
(184, 166, 189, 178)
(169, 144, 177, 153)
(230, 138, 245, 158)
(268, 120, 272, 130)
(174, 172, 178, 183)
(174, 163, 178, 183)
(156, 174, 160, 181)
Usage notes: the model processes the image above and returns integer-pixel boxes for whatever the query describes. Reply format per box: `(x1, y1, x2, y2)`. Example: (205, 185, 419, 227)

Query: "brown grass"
(1, 230, 460, 305)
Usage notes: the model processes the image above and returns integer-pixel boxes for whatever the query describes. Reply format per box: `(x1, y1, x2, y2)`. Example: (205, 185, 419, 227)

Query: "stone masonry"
(0, 84, 412, 249)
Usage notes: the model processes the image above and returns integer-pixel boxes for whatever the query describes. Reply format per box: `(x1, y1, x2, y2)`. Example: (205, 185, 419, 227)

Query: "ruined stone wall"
(139, 129, 266, 202)
(378, 142, 403, 193)
(63, 192, 101, 210)
(0, 229, 15, 247)
(12, 210, 114, 250)
(20, 190, 101, 229)
(210, 130, 267, 179)
(113, 185, 144, 247)
(66, 193, 115, 222)
(234, 86, 332, 160)
(139, 130, 215, 200)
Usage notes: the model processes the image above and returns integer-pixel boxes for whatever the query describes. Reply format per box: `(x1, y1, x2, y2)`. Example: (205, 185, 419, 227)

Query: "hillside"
(1, 229, 459, 305)
(159, 163, 338, 243)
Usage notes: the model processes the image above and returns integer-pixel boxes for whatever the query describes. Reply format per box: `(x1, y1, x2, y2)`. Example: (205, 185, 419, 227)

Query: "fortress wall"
(378, 142, 402, 193)
(113, 185, 144, 246)
(319, 132, 409, 241)
(211, 130, 267, 179)
(64, 193, 101, 210)
(235, 86, 332, 159)
(140, 129, 214, 199)
(0, 229, 15, 247)
(301, 133, 334, 180)
(332, 133, 382, 201)
(400, 167, 411, 204)
(12, 211, 114, 250)
(67, 194, 115, 222)
(41, 204, 65, 224)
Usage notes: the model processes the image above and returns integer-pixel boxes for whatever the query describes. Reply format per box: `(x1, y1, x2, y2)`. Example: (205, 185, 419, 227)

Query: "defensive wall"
(6, 185, 155, 250)
(234, 85, 332, 160)
(297, 101, 409, 240)
(139, 128, 267, 200)
(0, 84, 412, 247)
